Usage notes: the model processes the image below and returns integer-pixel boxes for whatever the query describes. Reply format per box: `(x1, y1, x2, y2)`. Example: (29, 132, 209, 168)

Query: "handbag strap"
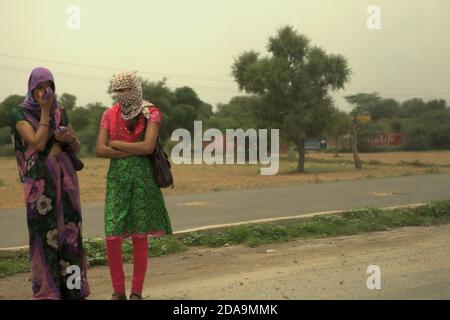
(142, 111, 160, 145)
(60, 108, 69, 127)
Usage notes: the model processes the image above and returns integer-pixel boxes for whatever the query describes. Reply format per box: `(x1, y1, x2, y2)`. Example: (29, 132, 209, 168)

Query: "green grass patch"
(0, 255, 29, 278)
(2, 200, 450, 278)
(0, 145, 15, 157)
(285, 163, 354, 174)
(0, 237, 187, 278)
(365, 160, 384, 166)
(304, 157, 355, 165)
(398, 160, 433, 167)
(425, 167, 440, 174)
(306, 164, 351, 173)
(179, 200, 450, 248)
(83, 236, 187, 267)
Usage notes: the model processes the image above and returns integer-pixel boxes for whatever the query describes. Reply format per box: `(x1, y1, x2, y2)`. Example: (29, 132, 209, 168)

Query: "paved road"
(1, 173, 449, 248)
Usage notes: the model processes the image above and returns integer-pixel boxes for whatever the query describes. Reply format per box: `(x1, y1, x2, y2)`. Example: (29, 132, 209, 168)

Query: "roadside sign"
(305, 139, 327, 151)
(356, 111, 371, 123)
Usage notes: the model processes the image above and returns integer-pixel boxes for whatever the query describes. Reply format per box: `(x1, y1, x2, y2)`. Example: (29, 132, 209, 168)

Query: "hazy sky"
(1, 0, 449, 112)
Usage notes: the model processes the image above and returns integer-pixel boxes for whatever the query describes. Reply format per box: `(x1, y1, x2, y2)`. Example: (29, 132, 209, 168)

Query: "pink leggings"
(106, 236, 148, 295)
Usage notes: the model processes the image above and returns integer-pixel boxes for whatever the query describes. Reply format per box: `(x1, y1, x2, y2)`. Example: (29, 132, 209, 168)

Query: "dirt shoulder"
(1, 223, 449, 300)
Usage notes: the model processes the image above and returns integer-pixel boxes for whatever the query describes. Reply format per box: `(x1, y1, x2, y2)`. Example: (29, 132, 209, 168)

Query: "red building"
(368, 133, 404, 146)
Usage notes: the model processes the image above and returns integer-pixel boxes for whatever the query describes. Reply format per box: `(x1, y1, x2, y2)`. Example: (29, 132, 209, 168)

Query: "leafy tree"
(326, 107, 350, 156)
(425, 99, 446, 112)
(174, 87, 203, 108)
(174, 86, 213, 122)
(371, 98, 400, 121)
(0, 95, 25, 128)
(390, 120, 402, 133)
(399, 98, 426, 118)
(207, 96, 263, 131)
(57, 93, 77, 111)
(75, 102, 107, 154)
(165, 104, 198, 135)
(0, 127, 11, 145)
(140, 78, 176, 117)
(344, 93, 382, 168)
(356, 121, 385, 152)
(232, 25, 351, 172)
(68, 108, 90, 131)
(197, 103, 214, 122)
(404, 109, 450, 150)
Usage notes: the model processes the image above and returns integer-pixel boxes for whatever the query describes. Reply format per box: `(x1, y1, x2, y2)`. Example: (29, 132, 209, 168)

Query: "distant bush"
(0, 144, 14, 157)
(403, 109, 450, 150)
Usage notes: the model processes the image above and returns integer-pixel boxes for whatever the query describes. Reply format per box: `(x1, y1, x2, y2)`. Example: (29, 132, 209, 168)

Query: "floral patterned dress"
(100, 104, 172, 240)
(9, 106, 90, 300)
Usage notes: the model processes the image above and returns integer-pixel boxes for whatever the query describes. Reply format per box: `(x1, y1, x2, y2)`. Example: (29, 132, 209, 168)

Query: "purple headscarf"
(21, 67, 58, 128)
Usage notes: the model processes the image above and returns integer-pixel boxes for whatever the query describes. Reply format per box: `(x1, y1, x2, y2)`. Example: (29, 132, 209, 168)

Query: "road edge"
(0, 202, 427, 258)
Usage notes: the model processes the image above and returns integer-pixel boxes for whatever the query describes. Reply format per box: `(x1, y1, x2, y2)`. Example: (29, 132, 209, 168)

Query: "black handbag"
(150, 136, 174, 188)
(143, 114, 174, 188)
(66, 148, 85, 171)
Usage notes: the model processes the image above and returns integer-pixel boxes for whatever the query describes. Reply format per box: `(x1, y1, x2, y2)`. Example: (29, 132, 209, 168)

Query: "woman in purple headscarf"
(8, 67, 90, 300)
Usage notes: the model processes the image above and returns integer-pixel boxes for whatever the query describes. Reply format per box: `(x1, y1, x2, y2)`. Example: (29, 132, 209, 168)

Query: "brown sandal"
(129, 293, 143, 300)
(111, 292, 127, 300)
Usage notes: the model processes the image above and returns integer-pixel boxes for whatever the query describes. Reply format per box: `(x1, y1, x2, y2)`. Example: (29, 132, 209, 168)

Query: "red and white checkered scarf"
(111, 71, 153, 121)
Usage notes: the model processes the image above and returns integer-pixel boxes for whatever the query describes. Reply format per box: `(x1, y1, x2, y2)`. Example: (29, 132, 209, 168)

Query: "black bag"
(66, 149, 84, 171)
(150, 137, 174, 188)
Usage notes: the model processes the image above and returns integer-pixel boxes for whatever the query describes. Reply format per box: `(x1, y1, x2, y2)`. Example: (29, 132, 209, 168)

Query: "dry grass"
(1, 151, 450, 210)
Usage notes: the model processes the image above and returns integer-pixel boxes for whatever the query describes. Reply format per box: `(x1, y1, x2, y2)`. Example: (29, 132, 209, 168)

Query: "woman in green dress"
(96, 71, 172, 300)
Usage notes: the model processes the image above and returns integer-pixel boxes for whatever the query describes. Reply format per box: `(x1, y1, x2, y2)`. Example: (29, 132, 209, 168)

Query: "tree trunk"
(334, 135, 339, 158)
(296, 138, 305, 172)
(350, 123, 362, 169)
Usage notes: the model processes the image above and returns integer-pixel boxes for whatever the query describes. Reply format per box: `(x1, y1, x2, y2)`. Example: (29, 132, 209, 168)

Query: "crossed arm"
(96, 121, 159, 159)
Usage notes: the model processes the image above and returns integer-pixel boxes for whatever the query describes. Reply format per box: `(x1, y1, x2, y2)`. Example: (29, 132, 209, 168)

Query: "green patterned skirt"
(104, 155, 172, 239)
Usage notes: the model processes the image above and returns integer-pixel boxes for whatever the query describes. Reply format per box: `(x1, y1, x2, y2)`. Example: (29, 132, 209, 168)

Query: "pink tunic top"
(100, 104, 162, 142)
